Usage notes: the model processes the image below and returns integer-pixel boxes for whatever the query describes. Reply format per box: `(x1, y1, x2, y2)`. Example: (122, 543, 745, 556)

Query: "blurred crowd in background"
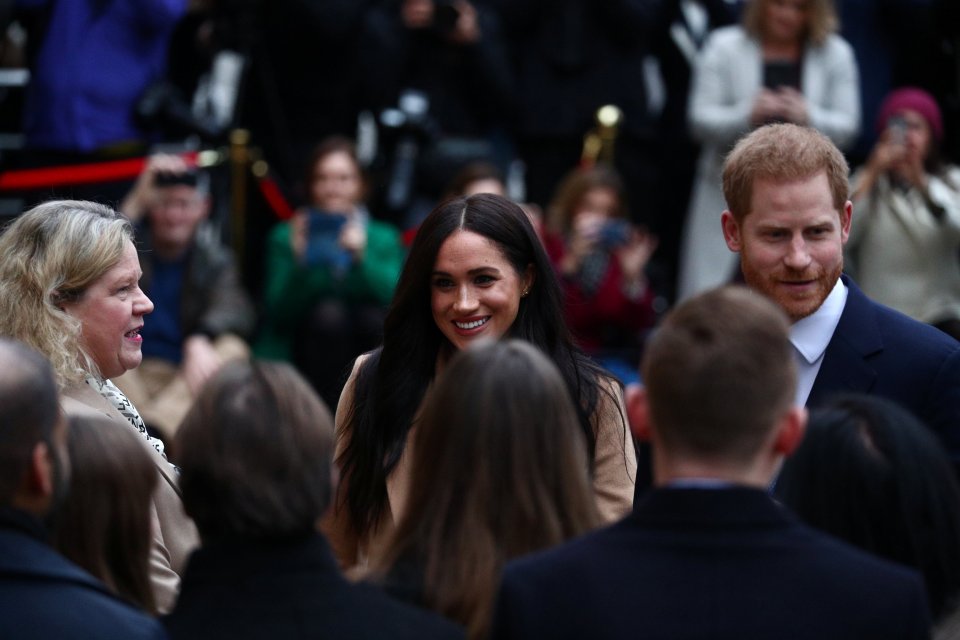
(0, 0, 958, 406)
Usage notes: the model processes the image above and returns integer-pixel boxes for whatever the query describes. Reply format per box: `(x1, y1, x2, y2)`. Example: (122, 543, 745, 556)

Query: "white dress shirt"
(790, 278, 848, 406)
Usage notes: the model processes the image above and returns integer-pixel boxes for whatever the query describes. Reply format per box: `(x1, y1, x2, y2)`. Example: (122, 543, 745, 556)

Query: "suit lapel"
(807, 277, 882, 406)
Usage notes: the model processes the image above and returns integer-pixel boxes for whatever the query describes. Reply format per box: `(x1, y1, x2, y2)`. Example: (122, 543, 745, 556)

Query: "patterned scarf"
(84, 376, 167, 459)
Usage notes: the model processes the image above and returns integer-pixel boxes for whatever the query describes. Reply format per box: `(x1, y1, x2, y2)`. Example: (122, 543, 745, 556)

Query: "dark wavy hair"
(776, 394, 960, 621)
(338, 193, 617, 534)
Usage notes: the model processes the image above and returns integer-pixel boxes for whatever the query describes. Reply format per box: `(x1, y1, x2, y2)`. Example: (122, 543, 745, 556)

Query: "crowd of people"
(1, 0, 960, 638)
(0, 122, 959, 639)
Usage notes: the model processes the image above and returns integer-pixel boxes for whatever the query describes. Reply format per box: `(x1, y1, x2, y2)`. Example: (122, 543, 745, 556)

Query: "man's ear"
(625, 383, 651, 441)
(773, 406, 808, 457)
(839, 200, 853, 245)
(721, 211, 742, 252)
(27, 441, 54, 498)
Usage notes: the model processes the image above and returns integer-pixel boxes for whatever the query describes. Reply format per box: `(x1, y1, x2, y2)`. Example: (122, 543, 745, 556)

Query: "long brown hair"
(370, 340, 600, 637)
(53, 415, 158, 613)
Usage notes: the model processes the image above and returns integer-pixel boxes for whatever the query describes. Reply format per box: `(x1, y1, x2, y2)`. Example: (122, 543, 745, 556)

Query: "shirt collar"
(789, 278, 847, 364)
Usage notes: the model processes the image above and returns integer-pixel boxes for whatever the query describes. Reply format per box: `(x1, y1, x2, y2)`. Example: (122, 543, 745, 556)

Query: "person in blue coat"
(0, 339, 165, 640)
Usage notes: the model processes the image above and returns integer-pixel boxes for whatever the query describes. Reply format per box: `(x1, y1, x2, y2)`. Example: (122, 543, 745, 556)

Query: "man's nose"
(784, 236, 812, 270)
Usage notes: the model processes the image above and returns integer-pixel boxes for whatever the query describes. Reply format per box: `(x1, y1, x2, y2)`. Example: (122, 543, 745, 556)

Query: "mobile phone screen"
(763, 61, 801, 90)
(304, 211, 350, 270)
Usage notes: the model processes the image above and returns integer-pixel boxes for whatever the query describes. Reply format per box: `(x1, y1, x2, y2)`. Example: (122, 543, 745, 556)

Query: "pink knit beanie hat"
(876, 87, 944, 142)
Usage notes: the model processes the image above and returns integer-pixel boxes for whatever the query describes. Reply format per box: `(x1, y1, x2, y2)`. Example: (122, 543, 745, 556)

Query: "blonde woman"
(0, 200, 198, 612)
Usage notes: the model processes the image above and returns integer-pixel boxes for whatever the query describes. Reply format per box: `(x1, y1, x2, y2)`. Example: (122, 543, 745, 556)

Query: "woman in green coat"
(256, 137, 405, 407)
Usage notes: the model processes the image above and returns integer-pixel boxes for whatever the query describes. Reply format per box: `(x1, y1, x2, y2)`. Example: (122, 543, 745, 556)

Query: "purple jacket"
(18, 0, 186, 152)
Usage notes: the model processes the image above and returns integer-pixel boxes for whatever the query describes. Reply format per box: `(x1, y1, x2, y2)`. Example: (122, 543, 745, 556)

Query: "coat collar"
(179, 532, 342, 585)
(631, 486, 797, 530)
(0, 511, 113, 595)
(806, 274, 881, 405)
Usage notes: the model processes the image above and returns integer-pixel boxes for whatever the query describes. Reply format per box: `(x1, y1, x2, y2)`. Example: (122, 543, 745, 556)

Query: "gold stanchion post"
(229, 128, 250, 270)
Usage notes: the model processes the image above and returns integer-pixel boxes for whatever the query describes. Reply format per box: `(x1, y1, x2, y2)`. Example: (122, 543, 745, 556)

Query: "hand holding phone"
(888, 115, 908, 147)
(304, 210, 352, 273)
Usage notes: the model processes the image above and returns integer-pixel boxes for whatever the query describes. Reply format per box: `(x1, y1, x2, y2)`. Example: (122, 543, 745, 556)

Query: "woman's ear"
(51, 290, 70, 312)
(522, 263, 536, 294)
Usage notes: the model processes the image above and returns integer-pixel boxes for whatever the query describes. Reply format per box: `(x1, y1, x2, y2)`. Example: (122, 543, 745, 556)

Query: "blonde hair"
(742, 0, 838, 47)
(0, 201, 132, 387)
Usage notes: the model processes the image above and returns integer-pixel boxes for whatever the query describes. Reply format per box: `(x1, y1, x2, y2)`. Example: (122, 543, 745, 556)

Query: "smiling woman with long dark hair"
(324, 193, 636, 569)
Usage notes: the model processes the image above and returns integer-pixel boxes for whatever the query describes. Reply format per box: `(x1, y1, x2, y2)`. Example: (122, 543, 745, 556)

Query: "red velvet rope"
(0, 152, 199, 190)
(0, 151, 295, 220)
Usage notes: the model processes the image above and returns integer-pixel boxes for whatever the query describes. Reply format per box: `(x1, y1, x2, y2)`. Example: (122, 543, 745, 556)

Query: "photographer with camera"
(846, 87, 960, 341)
(115, 153, 255, 440)
(358, 0, 514, 224)
(545, 166, 659, 380)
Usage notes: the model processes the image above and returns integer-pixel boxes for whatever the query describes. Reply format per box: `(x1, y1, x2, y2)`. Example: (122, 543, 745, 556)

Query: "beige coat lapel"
(60, 382, 182, 496)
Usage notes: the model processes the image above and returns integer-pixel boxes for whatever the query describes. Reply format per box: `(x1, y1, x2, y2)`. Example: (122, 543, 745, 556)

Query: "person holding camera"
(846, 88, 960, 341)
(116, 153, 255, 441)
(255, 136, 405, 409)
(545, 167, 658, 379)
(357, 0, 514, 221)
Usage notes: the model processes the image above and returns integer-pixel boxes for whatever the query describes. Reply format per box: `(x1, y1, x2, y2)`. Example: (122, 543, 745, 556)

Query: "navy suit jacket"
(164, 533, 464, 640)
(492, 488, 931, 640)
(0, 509, 165, 640)
(808, 276, 960, 466)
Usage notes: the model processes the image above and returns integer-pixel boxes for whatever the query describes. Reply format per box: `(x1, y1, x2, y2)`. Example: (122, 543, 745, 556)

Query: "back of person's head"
(443, 161, 506, 199)
(722, 123, 849, 223)
(52, 415, 158, 614)
(0, 339, 62, 507)
(776, 394, 960, 621)
(374, 339, 599, 637)
(641, 286, 796, 466)
(175, 360, 334, 541)
(0, 200, 132, 387)
(547, 165, 628, 233)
